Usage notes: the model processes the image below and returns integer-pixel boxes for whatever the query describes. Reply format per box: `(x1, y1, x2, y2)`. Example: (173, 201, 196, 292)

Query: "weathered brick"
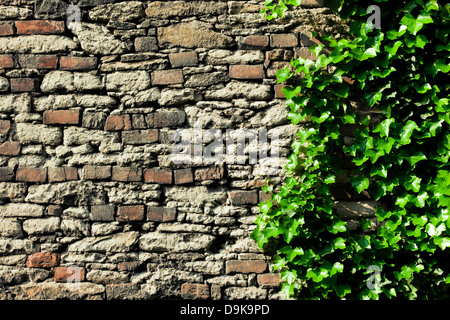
(274, 84, 287, 98)
(0, 120, 10, 135)
(151, 69, 184, 85)
(48, 167, 78, 182)
(54, 266, 86, 282)
(229, 65, 265, 79)
(0, 55, 14, 68)
(181, 283, 210, 299)
(104, 114, 132, 131)
(270, 34, 298, 48)
(60, 56, 97, 71)
(131, 114, 147, 129)
(134, 36, 158, 52)
(144, 168, 172, 184)
(122, 130, 158, 145)
(152, 111, 185, 127)
(257, 273, 281, 288)
(226, 260, 267, 274)
(26, 252, 60, 268)
(18, 54, 58, 69)
(230, 191, 258, 205)
(294, 47, 317, 61)
(147, 207, 176, 222)
(174, 168, 193, 185)
(16, 167, 47, 183)
(0, 167, 14, 181)
(0, 141, 21, 155)
(117, 261, 141, 272)
(10, 78, 37, 92)
(195, 166, 224, 181)
(239, 35, 269, 49)
(90, 205, 115, 221)
(48, 205, 63, 216)
(0, 21, 14, 36)
(117, 205, 145, 221)
(168, 51, 198, 68)
(259, 190, 272, 203)
(15, 20, 65, 35)
(111, 166, 142, 182)
(84, 165, 111, 180)
(43, 109, 80, 125)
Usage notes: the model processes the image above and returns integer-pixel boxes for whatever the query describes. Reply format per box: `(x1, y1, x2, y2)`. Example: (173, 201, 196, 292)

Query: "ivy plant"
(252, 0, 450, 299)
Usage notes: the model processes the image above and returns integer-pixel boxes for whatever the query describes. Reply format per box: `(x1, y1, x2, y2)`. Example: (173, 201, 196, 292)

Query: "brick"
(10, 78, 37, 92)
(54, 266, 86, 282)
(117, 205, 145, 221)
(26, 252, 60, 268)
(18, 54, 58, 69)
(48, 205, 63, 216)
(0, 167, 14, 181)
(0, 141, 21, 155)
(104, 114, 132, 131)
(122, 130, 158, 145)
(181, 283, 210, 299)
(266, 49, 294, 61)
(274, 84, 287, 98)
(294, 47, 317, 61)
(131, 114, 147, 129)
(134, 36, 158, 52)
(0, 21, 14, 36)
(90, 205, 115, 221)
(152, 111, 185, 128)
(151, 69, 184, 85)
(60, 56, 97, 71)
(230, 191, 258, 205)
(147, 207, 177, 222)
(48, 167, 78, 182)
(174, 168, 193, 185)
(117, 261, 141, 272)
(43, 109, 80, 125)
(111, 166, 142, 182)
(169, 51, 198, 68)
(226, 260, 267, 274)
(195, 166, 224, 181)
(144, 168, 172, 184)
(270, 34, 298, 48)
(0, 55, 14, 68)
(257, 273, 281, 288)
(15, 20, 65, 35)
(84, 165, 111, 180)
(300, 0, 324, 7)
(239, 35, 269, 49)
(259, 190, 272, 203)
(0, 120, 10, 135)
(16, 167, 47, 183)
(229, 65, 265, 79)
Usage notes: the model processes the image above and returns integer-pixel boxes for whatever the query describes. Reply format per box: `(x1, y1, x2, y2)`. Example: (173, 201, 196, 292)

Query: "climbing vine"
(252, 0, 450, 299)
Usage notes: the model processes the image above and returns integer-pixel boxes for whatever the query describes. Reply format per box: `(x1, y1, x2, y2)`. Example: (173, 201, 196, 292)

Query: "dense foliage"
(251, 0, 450, 299)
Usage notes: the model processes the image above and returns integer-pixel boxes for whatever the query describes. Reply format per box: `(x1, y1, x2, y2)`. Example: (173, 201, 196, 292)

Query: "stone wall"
(0, 0, 369, 300)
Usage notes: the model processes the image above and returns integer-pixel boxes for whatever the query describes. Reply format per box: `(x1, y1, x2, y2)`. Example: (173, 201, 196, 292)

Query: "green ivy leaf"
(351, 176, 370, 193)
(327, 220, 347, 234)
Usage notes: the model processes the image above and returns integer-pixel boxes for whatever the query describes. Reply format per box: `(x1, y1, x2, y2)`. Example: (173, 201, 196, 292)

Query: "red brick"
(117, 261, 141, 272)
(48, 167, 78, 182)
(43, 109, 80, 125)
(117, 205, 145, 221)
(26, 252, 60, 268)
(229, 65, 265, 79)
(90, 205, 115, 221)
(131, 114, 147, 129)
(84, 165, 111, 180)
(274, 84, 287, 98)
(239, 35, 269, 49)
(144, 168, 172, 184)
(122, 130, 158, 145)
(48, 205, 63, 216)
(0, 21, 14, 36)
(259, 190, 272, 203)
(16, 167, 47, 183)
(54, 266, 86, 282)
(181, 283, 210, 299)
(0, 55, 14, 68)
(18, 54, 58, 69)
(230, 191, 258, 205)
(104, 114, 132, 131)
(174, 168, 193, 185)
(257, 273, 281, 288)
(226, 260, 267, 274)
(0, 167, 14, 181)
(169, 52, 198, 68)
(270, 34, 298, 48)
(294, 47, 317, 61)
(0, 141, 21, 155)
(151, 69, 184, 85)
(15, 20, 65, 35)
(10, 78, 37, 92)
(0, 120, 11, 135)
(147, 207, 177, 222)
(60, 56, 97, 71)
(111, 166, 142, 182)
(195, 165, 224, 181)
(265, 49, 294, 61)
